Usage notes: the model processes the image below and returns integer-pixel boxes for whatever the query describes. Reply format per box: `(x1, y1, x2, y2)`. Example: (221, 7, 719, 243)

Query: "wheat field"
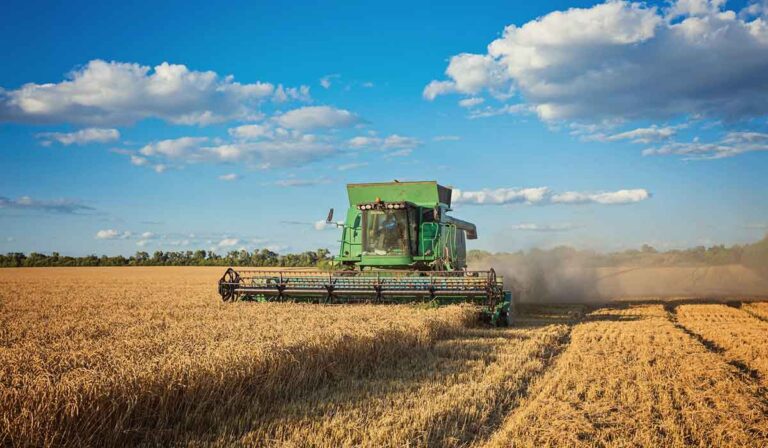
(675, 304, 768, 384)
(743, 302, 768, 320)
(486, 304, 768, 447)
(1, 267, 768, 447)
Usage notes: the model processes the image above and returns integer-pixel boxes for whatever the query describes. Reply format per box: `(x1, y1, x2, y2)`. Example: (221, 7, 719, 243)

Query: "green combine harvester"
(218, 181, 514, 325)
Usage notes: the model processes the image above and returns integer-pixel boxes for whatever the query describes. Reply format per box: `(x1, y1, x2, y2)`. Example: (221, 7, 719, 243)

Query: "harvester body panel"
(346, 181, 452, 208)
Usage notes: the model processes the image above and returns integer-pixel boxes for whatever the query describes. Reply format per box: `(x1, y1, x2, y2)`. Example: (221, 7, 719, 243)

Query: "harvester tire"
(505, 309, 514, 326)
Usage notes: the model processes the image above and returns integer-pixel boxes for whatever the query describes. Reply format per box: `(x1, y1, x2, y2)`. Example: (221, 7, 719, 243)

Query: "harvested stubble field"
(1, 267, 768, 447)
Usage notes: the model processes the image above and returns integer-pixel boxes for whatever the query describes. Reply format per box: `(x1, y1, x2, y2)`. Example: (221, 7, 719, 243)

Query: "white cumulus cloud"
(274, 106, 360, 130)
(130, 155, 148, 166)
(139, 137, 208, 159)
(458, 97, 485, 108)
(319, 74, 341, 89)
(453, 187, 650, 205)
(423, 81, 457, 101)
(467, 103, 533, 119)
(228, 123, 272, 140)
(130, 132, 335, 170)
(347, 136, 379, 148)
(218, 173, 240, 181)
(643, 131, 768, 159)
(272, 85, 311, 103)
(346, 134, 422, 151)
(0, 59, 309, 125)
(36, 128, 119, 146)
(423, 53, 510, 100)
(425, 1, 768, 122)
(203, 134, 336, 168)
(383, 134, 421, 149)
(587, 125, 681, 144)
(452, 187, 550, 205)
(95, 229, 132, 240)
(551, 189, 650, 204)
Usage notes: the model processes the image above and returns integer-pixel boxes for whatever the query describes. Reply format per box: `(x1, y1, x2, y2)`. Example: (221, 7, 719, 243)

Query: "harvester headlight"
(386, 204, 393, 209)
(365, 204, 372, 210)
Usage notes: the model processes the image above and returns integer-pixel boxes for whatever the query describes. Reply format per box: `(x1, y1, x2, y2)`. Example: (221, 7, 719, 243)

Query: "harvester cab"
(219, 181, 514, 325)
(335, 181, 474, 272)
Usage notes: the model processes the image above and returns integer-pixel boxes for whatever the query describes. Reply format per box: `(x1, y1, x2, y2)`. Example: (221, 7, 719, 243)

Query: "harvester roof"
(346, 181, 452, 208)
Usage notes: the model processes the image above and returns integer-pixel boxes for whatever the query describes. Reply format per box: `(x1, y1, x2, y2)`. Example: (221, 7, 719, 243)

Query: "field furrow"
(742, 302, 768, 322)
(675, 304, 768, 384)
(206, 323, 571, 447)
(483, 305, 768, 448)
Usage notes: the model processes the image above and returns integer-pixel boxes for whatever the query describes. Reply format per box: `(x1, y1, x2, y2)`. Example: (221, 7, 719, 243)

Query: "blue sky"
(1, 0, 768, 256)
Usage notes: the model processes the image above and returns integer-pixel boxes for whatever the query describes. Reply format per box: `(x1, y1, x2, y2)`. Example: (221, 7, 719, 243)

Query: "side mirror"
(326, 208, 334, 223)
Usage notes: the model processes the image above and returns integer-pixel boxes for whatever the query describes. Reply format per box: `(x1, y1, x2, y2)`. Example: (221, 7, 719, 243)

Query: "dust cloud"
(468, 238, 768, 303)
(469, 250, 603, 303)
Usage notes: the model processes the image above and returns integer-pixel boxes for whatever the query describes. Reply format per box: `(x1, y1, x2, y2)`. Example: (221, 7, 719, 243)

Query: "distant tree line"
(468, 234, 768, 274)
(4, 235, 768, 275)
(0, 248, 333, 268)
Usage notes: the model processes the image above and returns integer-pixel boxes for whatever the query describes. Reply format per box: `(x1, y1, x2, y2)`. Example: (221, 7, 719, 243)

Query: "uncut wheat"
(0, 267, 475, 447)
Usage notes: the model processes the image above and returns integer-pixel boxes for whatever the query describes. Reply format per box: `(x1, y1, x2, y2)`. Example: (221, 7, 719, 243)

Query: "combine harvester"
(219, 181, 514, 325)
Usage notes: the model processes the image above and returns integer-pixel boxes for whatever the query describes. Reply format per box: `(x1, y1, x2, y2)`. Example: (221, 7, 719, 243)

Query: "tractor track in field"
(469, 322, 576, 446)
(665, 304, 768, 402)
(737, 305, 768, 324)
(224, 318, 578, 447)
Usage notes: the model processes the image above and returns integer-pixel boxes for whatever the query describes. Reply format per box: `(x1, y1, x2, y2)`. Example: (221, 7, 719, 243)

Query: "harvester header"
(219, 180, 513, 325)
